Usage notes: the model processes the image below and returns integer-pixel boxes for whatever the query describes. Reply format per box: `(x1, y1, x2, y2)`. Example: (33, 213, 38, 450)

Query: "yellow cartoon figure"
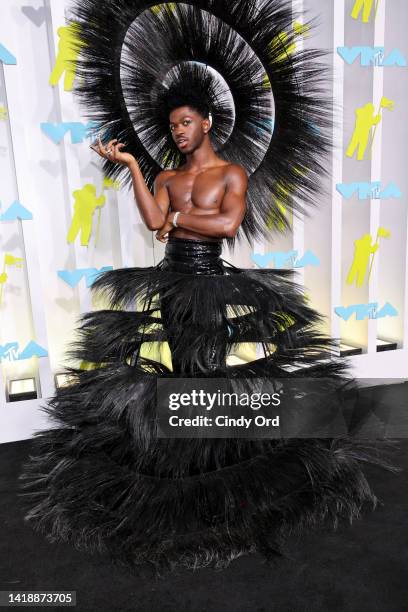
(103, 176, 121, 191)
(293, 21, 310, 38)
(49, 23, 85, 92)
(266, 168, 307, 231)
(346, 228, 390, 288)
(367, 227, 391, 282)
(267, 200, 293, 232)
(0, 105, 7, 121)
(67, 184, 106, 247)
(0, 253, 23, 305)
(351, 0, 378, 24)
(346, 97, 394, 161)
(269, 31, 296, 60)
(268, 21, 309, 62)
(346, 103, 381, 161)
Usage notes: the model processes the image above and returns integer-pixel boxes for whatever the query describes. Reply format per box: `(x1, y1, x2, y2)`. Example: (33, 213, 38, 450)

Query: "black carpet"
(1, 425, 407, 611)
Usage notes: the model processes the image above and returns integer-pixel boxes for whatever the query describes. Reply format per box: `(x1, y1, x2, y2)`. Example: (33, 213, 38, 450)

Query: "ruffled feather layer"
(18, 263, 400, 572)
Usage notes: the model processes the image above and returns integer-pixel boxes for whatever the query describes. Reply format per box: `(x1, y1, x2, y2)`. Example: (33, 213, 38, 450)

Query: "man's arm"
(128, 162, 171, 230)
(167, 165, 248, 238)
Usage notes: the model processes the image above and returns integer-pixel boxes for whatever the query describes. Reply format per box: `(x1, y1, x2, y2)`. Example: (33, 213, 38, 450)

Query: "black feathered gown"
(18, 236, 397, 571)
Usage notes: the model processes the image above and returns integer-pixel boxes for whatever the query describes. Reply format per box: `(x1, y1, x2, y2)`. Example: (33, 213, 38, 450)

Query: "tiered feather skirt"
(18, 237, 398, 571)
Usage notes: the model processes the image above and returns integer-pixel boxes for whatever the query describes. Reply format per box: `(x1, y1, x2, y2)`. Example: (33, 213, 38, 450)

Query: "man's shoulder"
(223, 162, 248, 175)
(154, 168, 178, 186)
(223, 162, 249, 184)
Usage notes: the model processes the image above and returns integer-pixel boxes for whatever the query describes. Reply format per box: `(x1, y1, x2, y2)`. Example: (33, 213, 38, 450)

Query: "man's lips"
(177, 138, 188, 147)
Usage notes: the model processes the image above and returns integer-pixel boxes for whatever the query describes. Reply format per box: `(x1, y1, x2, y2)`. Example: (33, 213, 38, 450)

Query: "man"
(20, 1, 399, 576)
(91, 102, 248, 244)
(21, 95, 400, 576)
(91, 100, 249, 373)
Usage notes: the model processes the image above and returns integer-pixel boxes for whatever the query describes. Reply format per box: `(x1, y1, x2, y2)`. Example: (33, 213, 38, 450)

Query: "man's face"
(169, 106, 209, 153)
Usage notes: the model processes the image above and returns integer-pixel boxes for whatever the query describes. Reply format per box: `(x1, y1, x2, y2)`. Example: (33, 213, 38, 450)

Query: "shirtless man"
(91, 104, 248, 243)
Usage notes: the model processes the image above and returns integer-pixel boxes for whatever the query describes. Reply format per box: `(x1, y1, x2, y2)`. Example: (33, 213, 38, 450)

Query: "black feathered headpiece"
(69, 0, 333, 247)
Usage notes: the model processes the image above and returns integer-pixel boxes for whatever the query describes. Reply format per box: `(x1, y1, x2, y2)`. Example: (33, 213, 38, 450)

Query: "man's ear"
(203, 118, 211, 134)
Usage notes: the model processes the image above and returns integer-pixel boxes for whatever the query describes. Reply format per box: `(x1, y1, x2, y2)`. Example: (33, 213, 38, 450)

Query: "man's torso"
(164, 161, 233, 242)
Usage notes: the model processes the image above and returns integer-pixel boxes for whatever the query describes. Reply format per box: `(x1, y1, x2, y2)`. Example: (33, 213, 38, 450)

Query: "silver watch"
(172, 211, 180, 227)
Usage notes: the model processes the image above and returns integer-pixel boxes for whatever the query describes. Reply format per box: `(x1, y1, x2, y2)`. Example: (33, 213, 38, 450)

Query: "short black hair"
(164, 92, 211, 121)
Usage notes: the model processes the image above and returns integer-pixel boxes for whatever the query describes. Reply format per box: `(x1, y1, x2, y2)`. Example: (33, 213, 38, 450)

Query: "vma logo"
(0, 341, 48, 362)
(335, 302, 398, 321)
(0, 201, 32, 221)
(251, 250, 320, 269)
(338, 47, 406, 67)
(0, 43, 16, 65)
(336, 182, 401, 200)
(41, 121, 100, 144)
(58, 266, 113, 288)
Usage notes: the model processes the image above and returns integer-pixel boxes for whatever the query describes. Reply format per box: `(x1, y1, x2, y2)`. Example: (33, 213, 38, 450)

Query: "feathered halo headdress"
(69, 0, 333, 247)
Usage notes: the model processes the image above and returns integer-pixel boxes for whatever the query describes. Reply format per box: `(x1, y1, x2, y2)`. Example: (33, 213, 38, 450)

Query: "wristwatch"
(172, 211, 180, 227)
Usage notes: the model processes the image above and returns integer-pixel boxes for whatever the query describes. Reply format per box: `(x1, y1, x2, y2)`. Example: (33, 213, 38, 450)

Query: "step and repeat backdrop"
(0, 0, 407, 442)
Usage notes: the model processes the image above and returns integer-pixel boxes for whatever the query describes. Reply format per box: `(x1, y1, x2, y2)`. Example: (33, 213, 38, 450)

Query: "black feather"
(18, 239, 402, 573)
(17, 0, 400, 575)
(69, 0, 334, 247)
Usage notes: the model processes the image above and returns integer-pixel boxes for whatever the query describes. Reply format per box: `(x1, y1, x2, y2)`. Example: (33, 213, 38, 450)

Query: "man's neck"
(182, 138, 222, 171)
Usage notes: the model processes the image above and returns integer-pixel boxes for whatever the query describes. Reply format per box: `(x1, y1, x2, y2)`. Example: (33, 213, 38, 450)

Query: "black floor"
(1, 433, 407, 612)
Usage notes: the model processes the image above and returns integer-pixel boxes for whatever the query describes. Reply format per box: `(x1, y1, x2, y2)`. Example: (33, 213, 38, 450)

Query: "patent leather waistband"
(163, 237, 224, 274)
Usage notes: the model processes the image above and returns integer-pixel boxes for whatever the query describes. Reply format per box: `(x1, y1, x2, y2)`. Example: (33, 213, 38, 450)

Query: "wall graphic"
(0, 0, 407, 442)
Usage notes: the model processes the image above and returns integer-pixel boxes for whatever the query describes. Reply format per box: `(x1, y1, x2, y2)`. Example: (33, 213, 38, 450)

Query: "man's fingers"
(90, 136, 122, 160)
(98, 135, 108, 156)
(90, 142, 104, 157)
(112, 143, 125, 158)
(90, 140, 100, 151)
(113, 142, 123, 161)
(99, 136, 114, 157)
(155, 231, 168, 243)
(98, 135, 117, 159)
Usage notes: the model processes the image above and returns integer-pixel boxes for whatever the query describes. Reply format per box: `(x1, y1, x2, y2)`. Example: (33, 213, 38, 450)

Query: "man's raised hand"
(90, 135, 137, 167)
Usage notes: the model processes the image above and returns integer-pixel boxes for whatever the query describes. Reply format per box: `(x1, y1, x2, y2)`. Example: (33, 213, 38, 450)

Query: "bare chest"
(168, 170, 227, 211)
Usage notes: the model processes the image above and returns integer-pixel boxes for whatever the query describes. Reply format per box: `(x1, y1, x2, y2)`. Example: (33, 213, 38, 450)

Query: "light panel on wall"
(339, 343, 363, 357)
(7, 378, 37, 402)
(54, 373, 76, 389)
(376, 338, 398, 352)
